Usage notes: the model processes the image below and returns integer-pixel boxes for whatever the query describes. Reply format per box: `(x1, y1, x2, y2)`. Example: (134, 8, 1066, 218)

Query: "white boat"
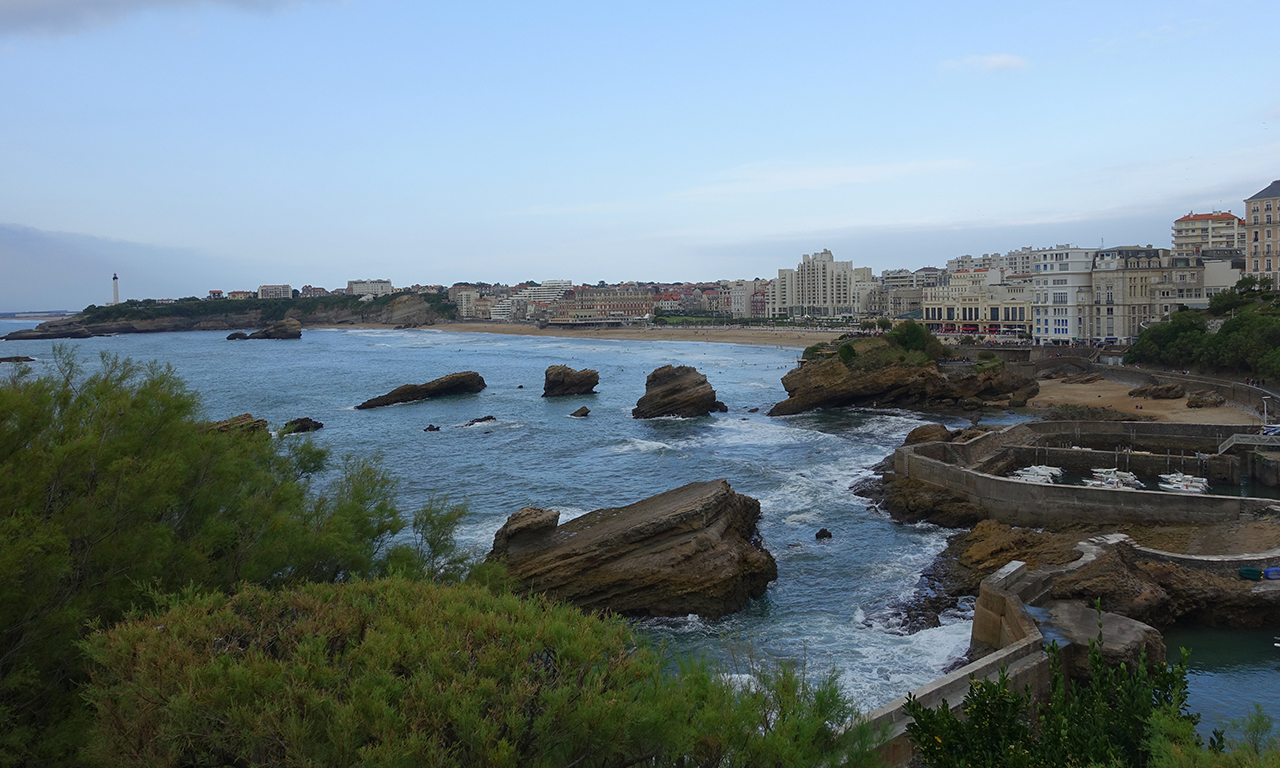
(1158, 481, 1206, 493)
(1092, 468, 1145, 488)
(1082, 477, 1133, 490)
(1158, 472, 1209, 489)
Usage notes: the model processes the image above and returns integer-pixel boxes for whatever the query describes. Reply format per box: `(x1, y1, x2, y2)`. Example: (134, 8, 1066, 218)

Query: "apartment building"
(1027, 247, 1096, 344)
(1172, 211, 1245, 262)
(1245, 180, 1280, 287)
(767, 249, 858, 319)
(257, 284, 292, 300)
(551, 286, 656, 324)
(921, 269, 1032, 336)
(347, 279, 393, 297)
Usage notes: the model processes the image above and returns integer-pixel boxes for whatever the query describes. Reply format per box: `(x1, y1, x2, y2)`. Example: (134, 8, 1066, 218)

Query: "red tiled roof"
(1174, 212, 1241, 223)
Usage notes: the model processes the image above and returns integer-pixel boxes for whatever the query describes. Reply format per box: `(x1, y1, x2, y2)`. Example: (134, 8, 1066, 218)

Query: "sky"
(1, 0, 1278, 311)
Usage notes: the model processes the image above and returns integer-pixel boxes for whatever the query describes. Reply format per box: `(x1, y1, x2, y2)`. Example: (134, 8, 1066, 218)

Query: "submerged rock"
(355, 371, 487, 409)
(486, 479, 777, 618)
(0, 356, 35, 363)
(282, 417, 323, 434)
(632, 365, 727, 419)
(543, 365, 599, 397)
(461, 415, 496, 427)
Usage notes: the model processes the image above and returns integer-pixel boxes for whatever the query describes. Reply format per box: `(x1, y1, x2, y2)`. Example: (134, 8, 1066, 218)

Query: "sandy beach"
(1030, 378, 1258, 425)
(427, 321, 846, 348)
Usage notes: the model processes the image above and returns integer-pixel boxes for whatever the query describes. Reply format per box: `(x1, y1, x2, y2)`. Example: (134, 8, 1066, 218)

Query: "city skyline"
(3, 0, 1277, 311)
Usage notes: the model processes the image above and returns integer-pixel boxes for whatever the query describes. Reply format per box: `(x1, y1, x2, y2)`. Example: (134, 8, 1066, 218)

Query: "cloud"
(671, 159, 970, 202)
(940, 54, 1028, 73)
(0, 0, 326, 36)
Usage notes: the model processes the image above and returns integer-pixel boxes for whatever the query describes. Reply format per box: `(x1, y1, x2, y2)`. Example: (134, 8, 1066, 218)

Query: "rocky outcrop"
(485, 479, 777, 618)
(208, 413, 268, 434)
(1043, 599, 1166, 678)
(632, 365, 727, 419)
(542, 365, 599, 397)
(282, 417, 323, 434)
(904, 423, 952, 445)
(226, 332, 249, 340)
(570, 406, 590, 417)
(461, 415, 495, 427)
(1050, 547, 1280, 629)
(1187, 390, 1226, 408)
(355, 371, 486, 409)
(0, 356, 35, 363)
(247, 318, 302, 339)
(883, 476, 986, 528)
(1128, 383, 1186, 400)
(767, 357, 1038, 416)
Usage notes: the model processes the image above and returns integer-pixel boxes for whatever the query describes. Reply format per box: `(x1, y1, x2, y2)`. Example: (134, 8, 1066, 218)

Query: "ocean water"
(1, 320, 978, 710)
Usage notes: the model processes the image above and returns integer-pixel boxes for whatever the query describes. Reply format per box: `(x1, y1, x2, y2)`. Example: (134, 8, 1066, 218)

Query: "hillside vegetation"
(1125, 278, 1280, 377)
(77, 291, 455, 324)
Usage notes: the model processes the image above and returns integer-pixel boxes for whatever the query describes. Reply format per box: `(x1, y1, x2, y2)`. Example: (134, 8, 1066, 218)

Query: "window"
(1053, 292, 1068, 304)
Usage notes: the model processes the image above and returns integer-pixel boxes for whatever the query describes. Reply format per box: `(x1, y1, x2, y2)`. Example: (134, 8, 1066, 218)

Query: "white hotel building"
(1029, 246, 1095, 344)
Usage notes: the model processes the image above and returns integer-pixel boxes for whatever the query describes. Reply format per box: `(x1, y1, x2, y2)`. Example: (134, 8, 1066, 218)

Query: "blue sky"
(2, 0, 1277, 311)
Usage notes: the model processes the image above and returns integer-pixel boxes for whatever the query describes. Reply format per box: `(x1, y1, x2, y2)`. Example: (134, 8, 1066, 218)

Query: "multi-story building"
(206, 290, 224, 300)
(227, 290, 254, 300)
(766, 249, 858, 319)
(1086, 247, 1177, 343)
(1245, 180, 1280, 287)
(550, 286, 656, 324)
(1027, 246, 1096, 344)
(1172, 211, 1245, 262)
(257, 284, 292, 300)
(727, 280, 760, 318)
(347, 279, 393, 297)
(299, 285, 329, 298)
(921, 268, 1032, 336)
(448, 285, 480, 318)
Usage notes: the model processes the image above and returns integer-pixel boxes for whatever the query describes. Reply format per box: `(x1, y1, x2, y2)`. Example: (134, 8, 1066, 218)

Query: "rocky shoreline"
(859, 422, 1280, 639)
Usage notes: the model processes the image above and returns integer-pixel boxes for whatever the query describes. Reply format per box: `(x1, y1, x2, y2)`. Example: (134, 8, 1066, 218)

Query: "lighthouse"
(111, 273, 119, 306)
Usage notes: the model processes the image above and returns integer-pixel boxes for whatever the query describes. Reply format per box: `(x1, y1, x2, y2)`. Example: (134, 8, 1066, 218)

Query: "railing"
(1218, 434, 1280, 454)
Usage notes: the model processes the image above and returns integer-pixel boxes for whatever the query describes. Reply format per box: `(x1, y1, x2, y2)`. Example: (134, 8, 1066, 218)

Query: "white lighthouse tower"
(111, 273, 119, 306)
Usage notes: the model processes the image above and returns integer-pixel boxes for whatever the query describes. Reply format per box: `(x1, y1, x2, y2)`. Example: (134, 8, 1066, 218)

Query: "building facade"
(766, 249, 858, 319)
(1245, 180, 1280, 287)
(347, 279, 393, 297)
(1172, 211, 1245, 262)
(257, 284, 292, 300)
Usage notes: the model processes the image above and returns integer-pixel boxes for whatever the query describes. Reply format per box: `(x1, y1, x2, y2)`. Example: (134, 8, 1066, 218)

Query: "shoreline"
(321, 320, 848, 349)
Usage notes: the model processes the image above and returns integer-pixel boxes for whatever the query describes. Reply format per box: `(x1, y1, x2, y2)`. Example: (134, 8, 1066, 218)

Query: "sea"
(1, 319, 1272, 723)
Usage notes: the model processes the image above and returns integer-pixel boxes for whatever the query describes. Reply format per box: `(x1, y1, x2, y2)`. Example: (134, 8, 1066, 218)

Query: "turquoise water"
(0, 320, 975, 709)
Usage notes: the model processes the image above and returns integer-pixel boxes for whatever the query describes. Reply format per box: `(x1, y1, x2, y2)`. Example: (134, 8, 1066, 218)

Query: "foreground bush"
(905, 639, 1196, 768)
(0, 350, 457, 764)
(82, 578, 882, 768)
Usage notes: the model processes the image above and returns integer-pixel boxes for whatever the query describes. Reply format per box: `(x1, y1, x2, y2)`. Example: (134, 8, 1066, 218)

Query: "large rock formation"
(486, 480, 777, 618)
(542, 365, 599, 397)
(355, 371, 486, 409)
(1128, 383, 1186, 400)
(247, 318, 302, 339)
(208, 413, 268, 434)
(632, 365, 727, 419)
(768, 357, 1038, 416)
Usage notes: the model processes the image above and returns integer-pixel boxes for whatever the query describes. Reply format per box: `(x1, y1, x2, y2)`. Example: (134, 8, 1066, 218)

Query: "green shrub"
(906, 636, 1197, 768)
(82, 579, 884, 768)
(802, 344, 827, 360)
(838, 342, 858, 364)
(977, 350, 995, 360)
(0, 349, 456, 764)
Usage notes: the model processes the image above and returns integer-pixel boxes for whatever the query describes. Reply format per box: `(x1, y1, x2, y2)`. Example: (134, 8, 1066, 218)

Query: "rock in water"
(768, 356, 1038, 416)
(461, 415, 496, 427)
(282, 417, 323, 434)
(486, 479, 777, 618)
(904, 423, 952, 445)
(355, 371, 487, 409)
(542, 365, 599, 397)
(815, 528, 832, 540)
(570, 406, 590, 417)
(247, 318, 302, 339)
(632, 365, 728, 419)
(226, 332, 249, 340)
